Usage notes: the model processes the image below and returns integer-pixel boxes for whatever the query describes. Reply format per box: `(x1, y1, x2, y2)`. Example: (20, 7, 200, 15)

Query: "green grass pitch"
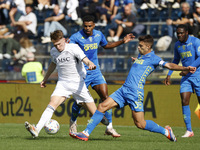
(0, 124, 200, 150)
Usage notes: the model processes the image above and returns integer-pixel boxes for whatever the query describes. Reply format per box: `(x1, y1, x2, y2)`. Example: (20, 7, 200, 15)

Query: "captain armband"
(159, 60, 167, 67)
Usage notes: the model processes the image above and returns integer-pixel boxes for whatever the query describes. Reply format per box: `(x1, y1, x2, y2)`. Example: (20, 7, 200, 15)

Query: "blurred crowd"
(0, 0, 200, 75)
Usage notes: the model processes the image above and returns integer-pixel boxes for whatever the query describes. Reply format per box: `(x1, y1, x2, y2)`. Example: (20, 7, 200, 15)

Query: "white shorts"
(51, 80, 94, 104)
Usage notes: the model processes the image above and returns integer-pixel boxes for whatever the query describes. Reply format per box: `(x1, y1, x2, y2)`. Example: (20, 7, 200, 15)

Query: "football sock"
(182, 105, 192, 131)
(144, 120, 166, 135)
(71, 102, 81, 122)
(84, 110, 104, 135)
(36, 105, 55, 133)
(107, 122, 113, 129)
(105, 109, 112, 124)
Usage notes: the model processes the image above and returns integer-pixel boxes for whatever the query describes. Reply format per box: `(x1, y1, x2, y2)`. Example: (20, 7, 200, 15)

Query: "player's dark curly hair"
(82, 15, 95, 23)
(138, 35, 154, 48)
(177, 24, 188, 32)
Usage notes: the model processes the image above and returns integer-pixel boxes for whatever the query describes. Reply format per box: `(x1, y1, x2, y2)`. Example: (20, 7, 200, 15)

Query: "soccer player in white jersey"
(24, 30, 102, 138)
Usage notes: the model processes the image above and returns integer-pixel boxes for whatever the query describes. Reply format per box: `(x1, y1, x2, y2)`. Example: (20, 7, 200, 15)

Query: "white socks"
(36, 105, 55, 133)
(165, 129, 169, 137)
(106, 122, 113, 129)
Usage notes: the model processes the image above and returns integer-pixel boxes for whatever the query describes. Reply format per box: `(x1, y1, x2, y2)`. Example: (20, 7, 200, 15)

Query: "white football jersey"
(50, 43, 86, 82)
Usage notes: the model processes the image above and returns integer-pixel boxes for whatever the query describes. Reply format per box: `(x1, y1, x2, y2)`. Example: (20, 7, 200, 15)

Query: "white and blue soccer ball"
(44, 119, 60, 134)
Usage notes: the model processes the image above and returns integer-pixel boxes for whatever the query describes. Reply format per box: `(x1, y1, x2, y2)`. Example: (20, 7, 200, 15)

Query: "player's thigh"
(93, 83, 108, 100)
(97, 97, 118, 113)
(180, 78, 193, 93)
(49, 96, 66, 109)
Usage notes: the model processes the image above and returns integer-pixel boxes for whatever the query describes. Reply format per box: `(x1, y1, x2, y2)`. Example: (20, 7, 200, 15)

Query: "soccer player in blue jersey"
(69, 15, 135, 137)
(164, 24, 200, 138)
(69, 35, 196, 142)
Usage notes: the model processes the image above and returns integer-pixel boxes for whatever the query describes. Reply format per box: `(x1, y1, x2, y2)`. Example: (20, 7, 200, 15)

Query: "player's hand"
(180, 66, 196, 76)
(188, 66, 196, 73)
(164, 75, 171, 85)
(40, 80, 46, 88)
(131, 57, 136, 62)
(87, 64, 96, 70)
(179, 71, 187, 76)
(123, 33, 135, 43)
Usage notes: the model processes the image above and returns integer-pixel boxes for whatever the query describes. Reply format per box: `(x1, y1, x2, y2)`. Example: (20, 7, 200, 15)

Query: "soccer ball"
(44, 119, 60, 134)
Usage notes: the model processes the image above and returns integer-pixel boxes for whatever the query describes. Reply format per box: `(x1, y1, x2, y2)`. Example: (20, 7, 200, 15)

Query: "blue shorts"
(110, 86, 144, 112)
(85, 70, 106, 88)
(180, 77, 200, 96)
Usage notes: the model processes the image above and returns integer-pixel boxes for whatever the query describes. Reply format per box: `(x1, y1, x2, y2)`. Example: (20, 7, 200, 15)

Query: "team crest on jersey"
(89, 37, 93, 42)
(82, 36, 85, 39)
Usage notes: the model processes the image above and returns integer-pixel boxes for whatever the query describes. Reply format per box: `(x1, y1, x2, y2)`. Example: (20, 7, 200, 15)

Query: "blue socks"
(71, 102, 81, 122)
(84, 110, 104, 135)
(105, 109, 112, 123)
(144, 120, 166, 135)
(182, 105, 192, 131)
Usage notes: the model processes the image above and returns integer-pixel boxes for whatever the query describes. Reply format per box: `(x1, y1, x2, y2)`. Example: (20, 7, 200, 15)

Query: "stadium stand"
(0, 1, 185, 83)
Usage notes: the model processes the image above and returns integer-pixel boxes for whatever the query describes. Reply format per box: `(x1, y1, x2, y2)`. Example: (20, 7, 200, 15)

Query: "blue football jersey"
(70, 29, 108, 71)
(168, 35, 200, 77)
(124, 51, 165, 89)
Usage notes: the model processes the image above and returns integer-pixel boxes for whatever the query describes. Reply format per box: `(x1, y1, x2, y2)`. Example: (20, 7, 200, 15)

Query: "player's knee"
(97, 103, 108, 113)
(134, 121, 146, 129)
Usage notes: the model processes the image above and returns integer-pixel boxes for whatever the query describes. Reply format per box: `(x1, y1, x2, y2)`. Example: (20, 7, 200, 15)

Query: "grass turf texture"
(0, 124, 200, 150)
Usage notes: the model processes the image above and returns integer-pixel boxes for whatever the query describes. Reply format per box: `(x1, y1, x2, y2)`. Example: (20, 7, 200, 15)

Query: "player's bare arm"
(103, 33, 135, 49)
(164, 64, 196, 86)
(41, 62, 56, 88)
(82, 57, 96, 70)
(164, 63, 196, 72)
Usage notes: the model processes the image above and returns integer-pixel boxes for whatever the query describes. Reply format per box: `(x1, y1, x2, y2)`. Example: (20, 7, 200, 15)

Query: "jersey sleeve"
(69, 34, 77, 44)
(151, 55, 165, 67)
(100, 32, 108, 47)
(190, 38, 200, 67)
(72, 44, 86, 60)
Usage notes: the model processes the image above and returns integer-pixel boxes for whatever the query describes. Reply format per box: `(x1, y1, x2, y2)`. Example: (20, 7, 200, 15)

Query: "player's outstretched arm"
(164, 63, 196, 72)
(103, 33, 135, 49)
(123, 33, 135, 44)
(82, 57, 96, 70)
(41, 62, 56, 88)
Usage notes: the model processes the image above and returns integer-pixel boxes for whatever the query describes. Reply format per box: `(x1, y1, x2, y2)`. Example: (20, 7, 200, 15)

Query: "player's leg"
(25, 96, 66, 138)
(70, 76, 92, 127)
(70, 97, 118, 141)
(93, 83, 120, 137)
(132, 111, 176, 142)
(179, 78, 194, 137)
(180, 92, 194, 137)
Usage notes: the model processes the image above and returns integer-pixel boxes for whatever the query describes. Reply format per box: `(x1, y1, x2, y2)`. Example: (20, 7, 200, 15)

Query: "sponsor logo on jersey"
(55, 57, 70, 63)
(84, 43, 98, 51)
(180, 51, 192, 58)
(134, 59, 144, 65)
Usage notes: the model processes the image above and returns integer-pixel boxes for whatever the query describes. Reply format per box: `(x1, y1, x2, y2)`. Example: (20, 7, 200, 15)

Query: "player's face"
(176, 28, 188, 43)
(138, 41, 151, 55)
(52, 38, 65, 52)
(83, 21, 95, 36)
